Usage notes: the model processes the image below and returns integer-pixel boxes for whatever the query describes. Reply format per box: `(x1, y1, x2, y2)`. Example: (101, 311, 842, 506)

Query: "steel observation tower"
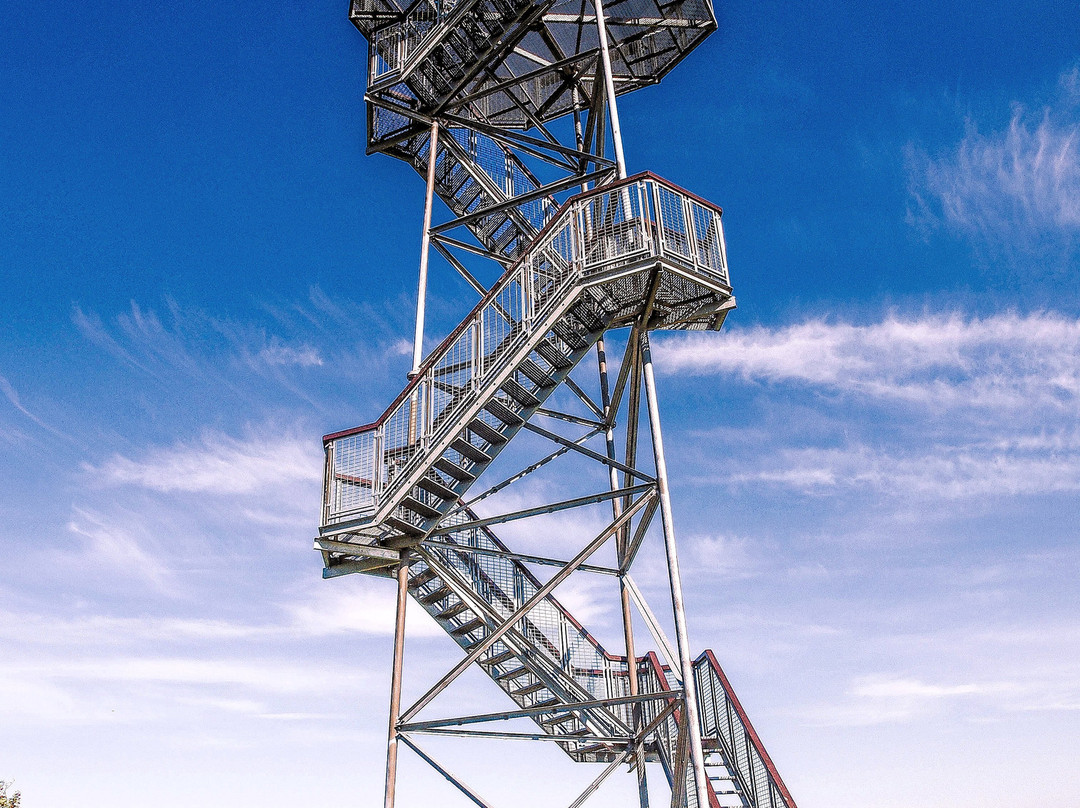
(316, 0, 799, 806)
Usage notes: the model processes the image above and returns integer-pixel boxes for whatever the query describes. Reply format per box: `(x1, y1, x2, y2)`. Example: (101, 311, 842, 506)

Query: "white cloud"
(803, 676, 1014, 727)
(285, 583, 444, 638)
(850, 677, 995, 700)
(907, 66, 1080, 263)
(717, 441, 1080, 498)
(257, 343, 324, 367)
(86, 428, 321, 495)
(656, 311, 1080, 411)
(66, 507, 174, 589)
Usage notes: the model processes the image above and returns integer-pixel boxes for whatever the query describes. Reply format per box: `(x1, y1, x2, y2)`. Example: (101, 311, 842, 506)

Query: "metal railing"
(413, 513, 635, 735)
(694, 653, 797, 808)
(369, 0, 440, 80)
(322, 174, 728, 528)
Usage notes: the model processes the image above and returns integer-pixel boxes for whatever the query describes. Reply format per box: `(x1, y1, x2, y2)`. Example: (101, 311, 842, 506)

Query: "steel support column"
(593, 0, 628, 180)
(640, 330, 711, 808)
(411, 121, 440, 377)
(384, 550, 410, 808)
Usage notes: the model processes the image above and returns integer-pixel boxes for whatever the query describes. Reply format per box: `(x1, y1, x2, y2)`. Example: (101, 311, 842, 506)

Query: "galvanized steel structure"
(317, 1, 798, 806)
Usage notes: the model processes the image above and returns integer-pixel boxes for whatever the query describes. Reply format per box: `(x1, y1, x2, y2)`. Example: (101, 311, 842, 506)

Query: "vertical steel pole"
(411, 121, 440, 377)
(384, 550, 410, 808)
(640, 330, 711, 808)
(597, 337, 649, 808)
(593, 0, 627, 180)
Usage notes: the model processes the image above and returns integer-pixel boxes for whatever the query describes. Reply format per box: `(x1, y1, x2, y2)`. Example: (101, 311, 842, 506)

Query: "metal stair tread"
(435, 457, 476, 482)
(467, 417, 508, 446)
(417, 474, 459, 502)
(450, 618, 486, 636)
(500, 378, 540, 407)
(483, 398, 524, 425)
(401, 494, 441, 520)
(449, 437, 492, 465)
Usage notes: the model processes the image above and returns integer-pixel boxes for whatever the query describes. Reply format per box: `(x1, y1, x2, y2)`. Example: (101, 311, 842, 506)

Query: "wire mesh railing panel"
(689, 199, 728, 284)
(654, 183, 692, 261)
(321, 175, 728, 528)
(325, 430, 378, 520)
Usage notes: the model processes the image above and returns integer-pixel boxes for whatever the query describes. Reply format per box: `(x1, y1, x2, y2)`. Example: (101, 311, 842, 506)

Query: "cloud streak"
(656, 311, 1080, 411)
(658, 311, 1080, 498)
(907, 65, 1080, 264)
(86, 428, 322, 495)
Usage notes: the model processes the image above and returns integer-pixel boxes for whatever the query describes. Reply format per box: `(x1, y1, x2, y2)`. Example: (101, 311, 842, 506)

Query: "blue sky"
(2, 2, 1079, 807)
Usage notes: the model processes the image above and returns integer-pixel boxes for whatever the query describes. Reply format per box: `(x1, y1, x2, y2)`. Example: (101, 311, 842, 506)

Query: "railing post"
(652, 183, 665, 259)
(716, 210, 729, 284)
(683, 196, 697, 267)
(323, 441, 334, 525)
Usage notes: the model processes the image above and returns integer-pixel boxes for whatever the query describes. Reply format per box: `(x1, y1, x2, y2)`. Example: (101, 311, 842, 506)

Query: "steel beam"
(640, 330, 711, 808)
(400, 494, 651, 724)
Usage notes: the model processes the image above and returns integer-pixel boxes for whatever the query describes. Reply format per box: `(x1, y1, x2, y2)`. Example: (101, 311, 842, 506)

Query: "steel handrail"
(322, 173, 727, 527)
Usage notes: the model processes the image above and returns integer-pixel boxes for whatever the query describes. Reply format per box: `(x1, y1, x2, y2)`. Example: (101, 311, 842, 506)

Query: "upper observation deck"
(351, 0, 716, 142)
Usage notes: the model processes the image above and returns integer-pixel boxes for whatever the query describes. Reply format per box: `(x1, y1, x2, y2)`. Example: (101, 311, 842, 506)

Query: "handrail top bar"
(323, 170, 723, 444)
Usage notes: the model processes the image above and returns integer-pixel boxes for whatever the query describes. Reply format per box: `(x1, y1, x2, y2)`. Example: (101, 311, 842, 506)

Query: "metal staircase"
(317, 1, 800, 806)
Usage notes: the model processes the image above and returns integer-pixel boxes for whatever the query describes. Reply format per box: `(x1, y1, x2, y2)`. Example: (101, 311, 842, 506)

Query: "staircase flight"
(317, 1, 800, 806)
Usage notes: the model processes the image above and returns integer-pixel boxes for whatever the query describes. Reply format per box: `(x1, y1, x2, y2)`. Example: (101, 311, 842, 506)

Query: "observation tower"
(316, 1, 799, 806)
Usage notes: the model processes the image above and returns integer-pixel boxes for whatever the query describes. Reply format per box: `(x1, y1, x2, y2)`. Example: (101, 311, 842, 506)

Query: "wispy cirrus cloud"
(656, 311, 1080, 412)
(657, 312, 1080, 498)
(907, 65, 1080, 266)
(718, 440, 1080, 498)
(85, 428, 321, 495)
(803, 675, 1015, 726)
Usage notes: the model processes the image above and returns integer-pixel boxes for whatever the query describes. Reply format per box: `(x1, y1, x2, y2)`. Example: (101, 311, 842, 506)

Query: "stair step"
(421, 586, 452, 605)
(386, 515, 423, 537)
(468, 417, 507, 447)
(496, 666, 529, 682)
(450, 618, 486, 637)
(551, 320, 589, 350)
(576, 743, 614, 756)
(435, 457, 476, 482)
(535, 340, 573, 369)
(458, 182, 483, 211)
(519, 358, 556, 389)
(483, 398, 523, 426)
(450, 437, 492, 465)
(513, 681, 548, 697)
(541, 713, 577, 727)
(493, 222, 520, 253)
(417, 474, 458, 502)
(500, 378, 540, 408)
(436, 602, 470, 620)
(401, 494, 441, 520)
(483, 649, 517, 668)
(409, 568, 438, 588)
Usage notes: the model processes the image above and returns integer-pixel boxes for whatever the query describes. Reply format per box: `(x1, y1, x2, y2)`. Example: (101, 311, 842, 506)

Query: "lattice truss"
(315, 1, 799, 807)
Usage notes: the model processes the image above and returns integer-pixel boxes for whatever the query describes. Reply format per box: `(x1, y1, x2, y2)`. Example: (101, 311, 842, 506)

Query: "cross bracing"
(317, 0, 799, 806)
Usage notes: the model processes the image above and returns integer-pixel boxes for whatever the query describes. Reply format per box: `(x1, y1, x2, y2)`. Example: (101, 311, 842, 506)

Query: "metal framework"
(316, 2, 798, 806)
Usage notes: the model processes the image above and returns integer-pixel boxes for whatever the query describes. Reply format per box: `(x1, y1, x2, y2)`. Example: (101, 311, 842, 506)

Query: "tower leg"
(598, 336, 649, 808)
(384, 551, 410, 808)
(410, 121, 440, 378)
(593, 0, 627, 180)
(640, 331, 711, 808)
